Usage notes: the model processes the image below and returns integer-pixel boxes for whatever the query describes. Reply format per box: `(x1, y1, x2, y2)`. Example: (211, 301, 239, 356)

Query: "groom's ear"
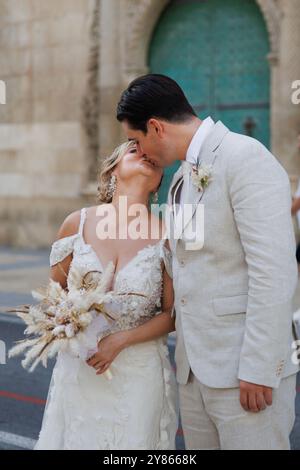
(148, 118, 164, 138)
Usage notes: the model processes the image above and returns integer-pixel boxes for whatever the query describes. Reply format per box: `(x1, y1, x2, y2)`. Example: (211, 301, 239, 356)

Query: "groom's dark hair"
(117, 74, 197, 133)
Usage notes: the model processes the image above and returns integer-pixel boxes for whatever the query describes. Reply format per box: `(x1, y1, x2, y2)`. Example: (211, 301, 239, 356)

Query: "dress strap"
(78, 208, 87, 236)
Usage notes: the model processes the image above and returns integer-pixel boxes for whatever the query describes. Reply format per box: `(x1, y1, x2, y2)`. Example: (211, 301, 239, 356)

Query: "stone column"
(98, 0, 123, 163)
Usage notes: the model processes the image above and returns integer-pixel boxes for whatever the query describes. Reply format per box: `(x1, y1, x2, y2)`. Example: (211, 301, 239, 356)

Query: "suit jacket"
(166, 120, 299, 388)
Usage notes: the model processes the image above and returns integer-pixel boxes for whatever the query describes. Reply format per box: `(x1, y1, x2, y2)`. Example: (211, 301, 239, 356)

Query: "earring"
(152, 190, 159, 204)
(107, 175, 117, 199)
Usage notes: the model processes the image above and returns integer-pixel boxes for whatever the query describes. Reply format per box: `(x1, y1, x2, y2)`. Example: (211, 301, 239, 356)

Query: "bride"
(34, 141, 179, 450)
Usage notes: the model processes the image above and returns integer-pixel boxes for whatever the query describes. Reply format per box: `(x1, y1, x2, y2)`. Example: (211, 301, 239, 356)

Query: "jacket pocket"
(212, 294, 248, 316)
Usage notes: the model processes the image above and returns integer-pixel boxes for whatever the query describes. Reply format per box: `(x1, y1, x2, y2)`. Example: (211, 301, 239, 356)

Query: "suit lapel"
(171, 121, 230, 251)
(168, 165, 183, 205)
(167, 166, 184, 252)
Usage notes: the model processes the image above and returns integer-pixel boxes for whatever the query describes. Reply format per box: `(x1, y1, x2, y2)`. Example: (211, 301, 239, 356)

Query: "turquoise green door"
(148, 0, 270, 204)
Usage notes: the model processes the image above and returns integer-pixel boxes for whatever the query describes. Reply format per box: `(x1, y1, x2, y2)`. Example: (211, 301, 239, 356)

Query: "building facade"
(0, 0, 300, 247)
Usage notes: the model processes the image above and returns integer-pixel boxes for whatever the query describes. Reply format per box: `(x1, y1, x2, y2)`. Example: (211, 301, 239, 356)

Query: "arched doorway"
(148, 0, 270, 204)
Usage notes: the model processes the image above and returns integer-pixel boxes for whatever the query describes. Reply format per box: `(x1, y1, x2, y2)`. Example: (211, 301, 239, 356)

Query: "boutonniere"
(191, 163, 213, 192)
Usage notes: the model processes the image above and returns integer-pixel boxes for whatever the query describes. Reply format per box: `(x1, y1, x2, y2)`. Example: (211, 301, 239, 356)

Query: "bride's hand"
(86, 331, 129, 375)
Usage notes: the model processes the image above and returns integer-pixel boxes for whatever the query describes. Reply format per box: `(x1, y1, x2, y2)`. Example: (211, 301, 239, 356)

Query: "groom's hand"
(239, 380, 273, 412)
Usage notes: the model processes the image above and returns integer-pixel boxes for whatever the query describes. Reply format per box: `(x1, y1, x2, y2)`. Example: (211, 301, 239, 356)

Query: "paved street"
(0, 245, 300, 450)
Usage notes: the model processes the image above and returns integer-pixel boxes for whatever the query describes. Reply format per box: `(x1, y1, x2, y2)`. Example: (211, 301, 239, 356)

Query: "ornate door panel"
(149, 0, 270, 204)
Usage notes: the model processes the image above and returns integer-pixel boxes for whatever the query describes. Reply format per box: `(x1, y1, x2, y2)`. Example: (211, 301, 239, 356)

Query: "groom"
(116, 74, 299, 450)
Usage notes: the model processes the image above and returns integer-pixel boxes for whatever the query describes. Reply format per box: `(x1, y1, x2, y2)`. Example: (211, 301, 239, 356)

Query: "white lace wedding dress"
(34, 208, 178, 450)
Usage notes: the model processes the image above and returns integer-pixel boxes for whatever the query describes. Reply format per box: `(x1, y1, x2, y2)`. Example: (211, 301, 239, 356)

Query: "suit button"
(181, 298, 186, 305)
(179, 260, 185, 267)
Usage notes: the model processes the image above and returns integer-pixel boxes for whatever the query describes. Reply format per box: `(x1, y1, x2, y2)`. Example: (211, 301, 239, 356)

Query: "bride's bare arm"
(86, 266, 175, 374)
(121, 267, 175, 348)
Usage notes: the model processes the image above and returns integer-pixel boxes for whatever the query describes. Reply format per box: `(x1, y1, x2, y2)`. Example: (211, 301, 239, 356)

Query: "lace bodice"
(49, 208, 174, 336)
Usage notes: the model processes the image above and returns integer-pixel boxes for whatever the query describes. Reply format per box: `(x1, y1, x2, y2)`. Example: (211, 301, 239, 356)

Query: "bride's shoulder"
(55, 209, 82, 240)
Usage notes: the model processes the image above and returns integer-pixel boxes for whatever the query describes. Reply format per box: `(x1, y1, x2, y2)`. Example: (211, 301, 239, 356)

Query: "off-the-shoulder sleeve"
(49, 234, 78, 267)
(160, 242, 173, 279)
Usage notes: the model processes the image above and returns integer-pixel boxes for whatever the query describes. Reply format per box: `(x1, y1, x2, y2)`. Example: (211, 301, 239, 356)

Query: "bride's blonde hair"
(97, 141, 136, 203)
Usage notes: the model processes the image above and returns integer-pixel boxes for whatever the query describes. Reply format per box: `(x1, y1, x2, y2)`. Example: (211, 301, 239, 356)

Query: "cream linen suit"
(165, 121, 299, 449)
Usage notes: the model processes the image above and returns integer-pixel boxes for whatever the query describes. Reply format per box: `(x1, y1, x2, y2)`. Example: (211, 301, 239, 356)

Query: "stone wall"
(0, 0, 96, 247)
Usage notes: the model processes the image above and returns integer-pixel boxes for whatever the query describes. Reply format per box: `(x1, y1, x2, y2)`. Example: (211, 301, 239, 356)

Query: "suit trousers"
(179, 370, 297, 450)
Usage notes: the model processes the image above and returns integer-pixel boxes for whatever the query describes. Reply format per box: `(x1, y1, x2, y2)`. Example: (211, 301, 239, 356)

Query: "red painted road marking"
(0, 390, 46, 405)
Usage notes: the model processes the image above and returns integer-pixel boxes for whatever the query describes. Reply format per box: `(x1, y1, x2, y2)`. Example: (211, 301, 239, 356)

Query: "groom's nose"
(136, 142, 144, 155)
(136, 147, 145, 159)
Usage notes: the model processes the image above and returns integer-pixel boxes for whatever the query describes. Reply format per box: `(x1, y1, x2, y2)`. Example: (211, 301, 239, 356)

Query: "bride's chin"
(139, 162, 156, 175)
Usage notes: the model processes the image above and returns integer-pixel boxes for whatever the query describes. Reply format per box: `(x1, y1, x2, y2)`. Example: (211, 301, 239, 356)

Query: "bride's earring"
(107, 175, 117, 199)
(152, 190, 159, 204)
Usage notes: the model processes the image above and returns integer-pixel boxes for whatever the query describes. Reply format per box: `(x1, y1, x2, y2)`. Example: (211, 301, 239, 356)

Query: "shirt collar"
(185, 116, 215, 165)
